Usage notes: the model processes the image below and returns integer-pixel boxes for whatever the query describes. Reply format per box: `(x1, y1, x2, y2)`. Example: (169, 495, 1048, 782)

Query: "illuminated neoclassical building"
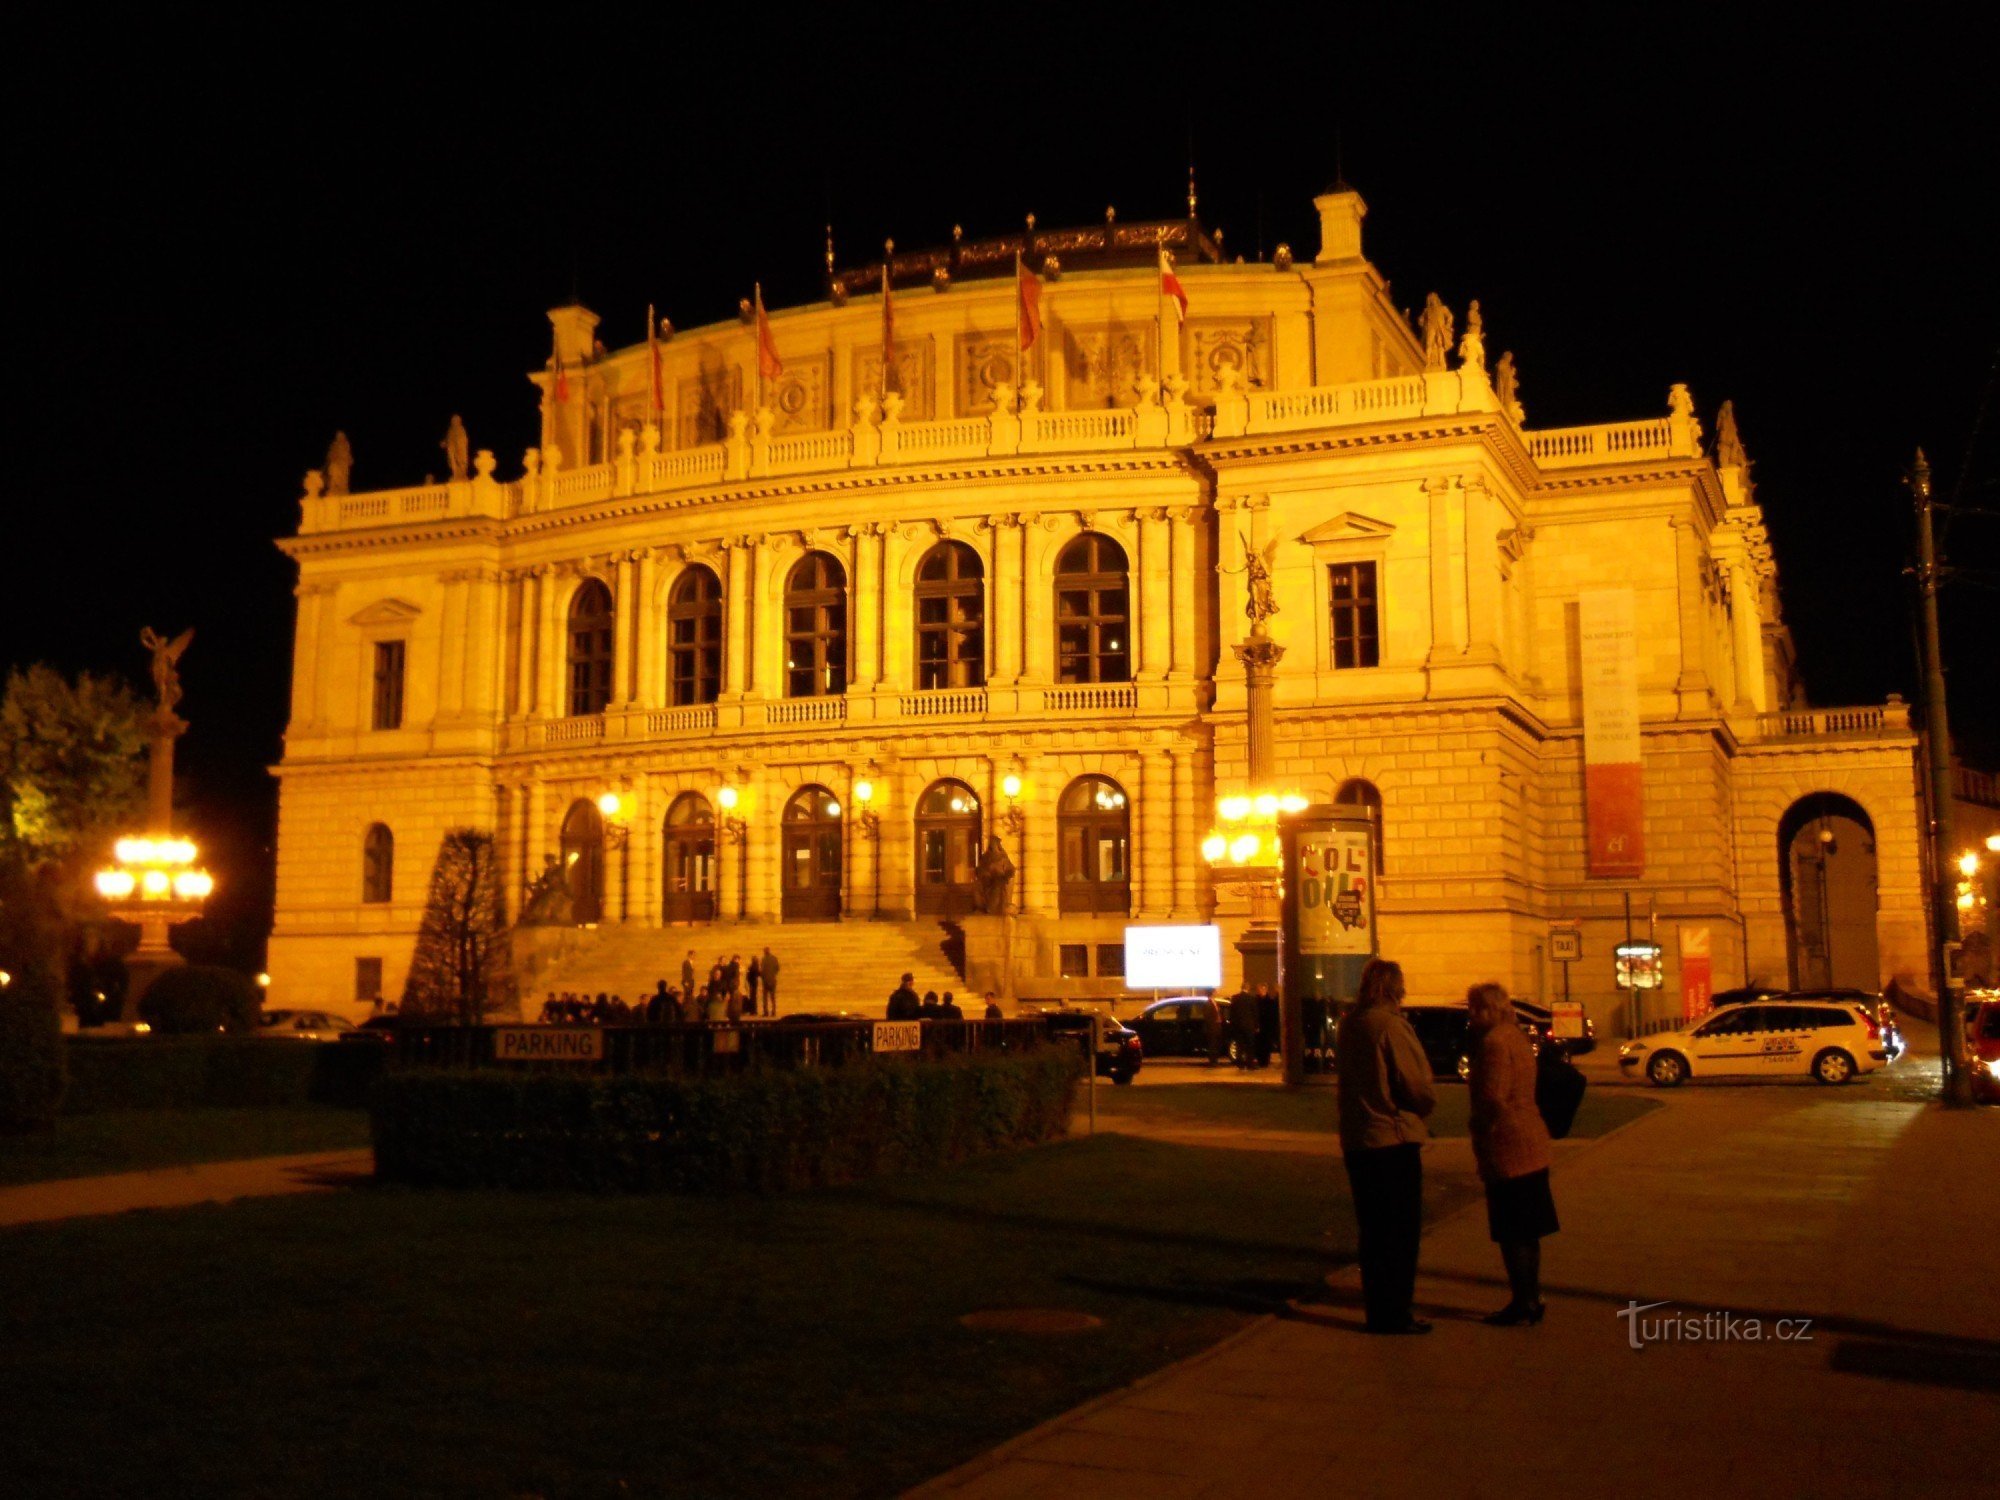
(272, 184, 1930, 1025)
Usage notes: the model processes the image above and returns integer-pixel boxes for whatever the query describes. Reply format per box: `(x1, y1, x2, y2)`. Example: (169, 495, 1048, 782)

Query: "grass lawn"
(1096, 1077, 1661, 1139)
(0, 1132, 1481, 1499)
(0, 1108, 371, 1187)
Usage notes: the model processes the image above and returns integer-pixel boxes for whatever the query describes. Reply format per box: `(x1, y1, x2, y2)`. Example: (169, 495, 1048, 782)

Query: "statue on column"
(325, 432, 353, 495)
(974, 836, 1017, 915)
(1420, 294, 1454, 372)
(1240, 533, 1280, 633)
(139, 627, 194, 716)
(442, 415, 471, 481)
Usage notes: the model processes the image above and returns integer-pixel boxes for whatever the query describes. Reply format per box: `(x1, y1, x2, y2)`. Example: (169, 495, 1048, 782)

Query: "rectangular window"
(1096, 944, 1125, 979)
(1328, 562, 1380, 669)
(1059, 944, 1090, 979)
(371, 640, 406, 730)
(355, 957, 384, 1004)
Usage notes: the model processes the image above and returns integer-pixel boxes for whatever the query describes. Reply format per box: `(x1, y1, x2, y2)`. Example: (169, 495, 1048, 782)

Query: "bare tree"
(401, 829, 512, 1024)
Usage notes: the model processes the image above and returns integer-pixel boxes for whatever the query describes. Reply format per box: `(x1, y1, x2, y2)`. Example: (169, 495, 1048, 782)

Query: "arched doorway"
(560, 799, 605, 925)
(661, 792, 716, 924)
(1058, 775, 1131, 914)
(1778, 793, 1880, 991)
(915, 779, 981, 914)
(782, 784, 844, 921)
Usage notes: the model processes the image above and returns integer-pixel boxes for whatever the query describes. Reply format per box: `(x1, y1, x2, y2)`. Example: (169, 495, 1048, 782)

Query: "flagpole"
(881, 260, 890, 405)
(754, 283, 765, 416)
(1013, 248, 1024, 414)
(1156, 229, 1165, 396)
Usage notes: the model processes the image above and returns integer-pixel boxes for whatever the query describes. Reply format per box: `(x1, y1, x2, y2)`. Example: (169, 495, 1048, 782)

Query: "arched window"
(1335, 779, 1385, 873)
(1058, 775, 1130, 913)
(560, 799, 605, 925)
(661, 791, 716, 924)
(781, 784, 845, 921)
(567, 579, 615, 717)
(785, 552, 848, 698)
(361, 823, 393, 904)
(1054, 533, 1130, 684)
(916, 542, 985, 690)
(667, 565, 723, 706)
(914, 778, 982, 914)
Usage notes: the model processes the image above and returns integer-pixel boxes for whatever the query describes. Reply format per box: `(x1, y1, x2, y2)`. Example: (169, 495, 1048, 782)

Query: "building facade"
(271, 186, 1930, 1028)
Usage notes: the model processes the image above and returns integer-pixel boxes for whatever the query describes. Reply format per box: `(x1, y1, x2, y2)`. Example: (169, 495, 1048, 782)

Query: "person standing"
(887, 973, 921, 1019)
(760, 946, 780, 1016)
(1334, 957, 1437, 1335)
(983, 992, 1004, 1021)
(1465, 982, 1557, 1325)
(724, 953, 742, 1001)
(746, 956, 763, 1016)
(682, 951, 697, 1001)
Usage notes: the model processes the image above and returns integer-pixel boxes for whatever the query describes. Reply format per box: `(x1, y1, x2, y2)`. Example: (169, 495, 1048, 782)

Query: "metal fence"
(389, 1019, 1058, 1078)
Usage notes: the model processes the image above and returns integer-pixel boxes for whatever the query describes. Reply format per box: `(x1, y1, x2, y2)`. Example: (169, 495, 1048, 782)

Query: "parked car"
(337, 1014, 406, 1044)
(1510, 998, 1595, 1055)
(1709, 983, 1785, 1011)
(1392, 1001, 1482, 1081)
(1965, 996, 2000, 1104)
(1765, 988, 1903, 1061)
(1129, 996, 1226, 1058)
(256, 1009, 356, 1041)
(1037, 1009, 1142, 1084)
(1619, 1000, 1888, 1087)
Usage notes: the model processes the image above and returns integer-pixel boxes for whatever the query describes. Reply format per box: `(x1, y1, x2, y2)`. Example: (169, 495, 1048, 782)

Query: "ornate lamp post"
(94, 627, 214, 1017)
(853, 775, 882, 917)
(718, 784, 748, 918)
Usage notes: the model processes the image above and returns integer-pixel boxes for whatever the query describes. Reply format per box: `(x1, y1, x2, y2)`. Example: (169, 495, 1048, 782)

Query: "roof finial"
(1187, 160, 1198, 219)
(825, 224, 835, 273)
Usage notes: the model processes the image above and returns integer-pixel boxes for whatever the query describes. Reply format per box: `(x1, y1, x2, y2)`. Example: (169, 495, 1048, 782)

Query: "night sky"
(9, 14, 1994, 965)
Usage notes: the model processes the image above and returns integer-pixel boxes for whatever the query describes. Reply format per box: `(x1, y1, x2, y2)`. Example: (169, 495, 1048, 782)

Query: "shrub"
(0, 964, 67, 1130)
(137, 964, 263, 1035)
(371, 1048, 1081, 1193)
(61, 1037, 383, 1112)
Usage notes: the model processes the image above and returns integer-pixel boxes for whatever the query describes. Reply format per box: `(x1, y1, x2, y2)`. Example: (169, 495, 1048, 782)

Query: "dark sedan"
(1129, 996, 1227, 1059)
(1038, 1010, 1142, 1084)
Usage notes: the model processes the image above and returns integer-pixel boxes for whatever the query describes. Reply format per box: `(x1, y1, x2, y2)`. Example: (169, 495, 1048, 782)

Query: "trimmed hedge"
(62, 1038, 383, 1112)
(138, 964, 264, 1034)
(371, 1049, 1082, 1192)
(0, 966, 67, 1131)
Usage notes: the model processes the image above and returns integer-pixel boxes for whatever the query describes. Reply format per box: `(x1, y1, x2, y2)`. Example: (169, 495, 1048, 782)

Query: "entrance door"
(662, 792, 716, 924)
(560, 800, 604, 925)
(914, 779, 981, 915)
(782, 785, 844, 921)
(1058, 775, 1131, 914)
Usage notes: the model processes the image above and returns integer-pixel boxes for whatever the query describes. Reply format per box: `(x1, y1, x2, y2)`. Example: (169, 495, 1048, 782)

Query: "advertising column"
(1279, 808, 1379, 1086)
(1579, 589, 1645, 879)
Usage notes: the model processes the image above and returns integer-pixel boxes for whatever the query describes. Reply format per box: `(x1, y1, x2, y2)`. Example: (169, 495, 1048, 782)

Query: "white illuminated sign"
(1124, 925, 1223, 990)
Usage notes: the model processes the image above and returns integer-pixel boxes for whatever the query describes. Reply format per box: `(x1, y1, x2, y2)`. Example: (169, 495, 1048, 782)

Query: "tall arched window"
(1336, 778, 1385, 873)
(785, 552, 848, 698)
(667, 565, 723, 706)
(567, 579, 615, 716)
(1058, 775, 1131, 913)
(781, 784, 845, 921)
(361, 823, 394, 904)
(1054, 533, 1130, 684)
(915, 541, 985, 690)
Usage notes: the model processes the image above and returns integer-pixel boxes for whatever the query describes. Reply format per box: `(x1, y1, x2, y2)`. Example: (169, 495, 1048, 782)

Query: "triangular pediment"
(1298, 511, 1395, 544)
(349, 597, 423, 626)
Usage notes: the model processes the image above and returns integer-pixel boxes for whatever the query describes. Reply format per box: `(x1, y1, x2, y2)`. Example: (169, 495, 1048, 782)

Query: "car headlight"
(1983, 1057, 2000, 1081)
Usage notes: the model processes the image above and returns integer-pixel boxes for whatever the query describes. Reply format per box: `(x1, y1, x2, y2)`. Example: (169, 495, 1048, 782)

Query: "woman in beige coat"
(1466, 982, 1558, 1325)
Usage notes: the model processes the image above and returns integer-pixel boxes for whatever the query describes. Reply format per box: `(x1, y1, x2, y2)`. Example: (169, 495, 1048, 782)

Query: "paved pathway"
(0, 1150, 372, 1228)
(916, 1071, 1998, 1499)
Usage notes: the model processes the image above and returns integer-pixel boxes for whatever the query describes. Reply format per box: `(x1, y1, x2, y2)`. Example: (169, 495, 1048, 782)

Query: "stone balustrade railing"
(297, 371, 1715, 535)
(1750, 698, 1911, 741)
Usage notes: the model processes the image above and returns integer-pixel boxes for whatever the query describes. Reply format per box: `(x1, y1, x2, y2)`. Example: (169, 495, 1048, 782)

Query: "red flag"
(1159, 247, 1188, 320)
(553, 353, 570, 404)
(880, 263, 897, 395)
(1018, 258, 1042, 350)
(755, 285, 783, 383)
(647, 303, 664, 414)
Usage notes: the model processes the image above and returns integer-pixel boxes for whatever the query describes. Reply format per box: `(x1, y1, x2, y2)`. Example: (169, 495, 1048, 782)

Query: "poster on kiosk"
(1279, 807, 1380, 1059)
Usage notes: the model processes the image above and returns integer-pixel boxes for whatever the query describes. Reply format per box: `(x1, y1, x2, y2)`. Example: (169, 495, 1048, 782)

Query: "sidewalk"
(915, 1084, 1998, 1500)
(0, 1149, 372, 1228)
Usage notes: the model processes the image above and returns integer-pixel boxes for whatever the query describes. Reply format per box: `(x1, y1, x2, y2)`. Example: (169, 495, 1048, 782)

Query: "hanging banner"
(1295, 826, 1375, 957)
(1579, 588, 1645, 878)
(1680, 926, 1713, 1021)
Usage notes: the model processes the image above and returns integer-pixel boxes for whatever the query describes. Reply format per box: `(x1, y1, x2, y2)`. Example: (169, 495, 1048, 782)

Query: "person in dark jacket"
(919, 990, 942, 1019)
(647, 980, 672, 1025)
(887, 974, 921, 1019)
(939, 991, 964, 1020)
(983, 992, 1004, 1020)
(1466, 982, 1557, 1325)
(746, 957, 763, 1015)
(682, 952, 697, 1001)
(760, 946, 780, 1016)
(1230, 988, 1259, 1068)
(724, 954, 742, 999)
(1334, 957, 1438, 1335)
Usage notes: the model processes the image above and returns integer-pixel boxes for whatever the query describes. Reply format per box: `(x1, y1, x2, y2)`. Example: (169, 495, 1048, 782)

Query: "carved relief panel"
(956, 335, 1027, 415)
(1187, 318, 1272, 399)
(677, 362, 743, 448)
(852, 341, 933, 420)
(1061, 323, 1154, 409)
(769, 355, 830, 433)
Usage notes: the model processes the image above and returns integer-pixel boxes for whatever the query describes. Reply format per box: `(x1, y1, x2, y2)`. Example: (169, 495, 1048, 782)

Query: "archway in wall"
(561, 799, 606, 925)
(782, 785, 845, 921)
(1777, 792, 1880, 991)
(914, 779, 982, 914)
(661, 792, 716, 924)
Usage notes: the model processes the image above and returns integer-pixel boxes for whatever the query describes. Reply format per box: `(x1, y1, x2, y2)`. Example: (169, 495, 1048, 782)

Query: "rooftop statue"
(325, 432, 352, 496)
(139, 626, 194, 716)
(1495, 351, 1520, 412)
(1716, 400, 1746, 468)
(1458, 300, 1487, 370)
(442, 415, 470, 481)
(1420, 294, 1454, 372)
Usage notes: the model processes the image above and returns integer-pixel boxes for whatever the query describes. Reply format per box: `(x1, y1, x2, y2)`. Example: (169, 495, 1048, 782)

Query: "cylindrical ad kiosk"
(1279, 806, 1380, 1079)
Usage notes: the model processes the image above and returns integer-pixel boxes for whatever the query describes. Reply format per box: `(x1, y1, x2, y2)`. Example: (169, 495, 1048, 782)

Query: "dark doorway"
(782, 784, 844, 921)
(662, 792, 716, 924)
(1778, 793, 1880, 991)
(914, 779, 981, 915)
(560, 799, 605, 925)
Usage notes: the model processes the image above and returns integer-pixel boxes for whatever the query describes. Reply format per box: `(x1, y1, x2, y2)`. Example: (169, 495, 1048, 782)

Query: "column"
(744, 769, 780, 921)
(1463, 482, 1502, 664)
(1169, 507, 1199, 681)
(631, 772, 658, 926)
(612, 552, 638, 705)
(1138, 750, 1173, 916)
(718, 793, 745, 922)
(537, 566, 564, 717)
(1671, 517, 1712, 710)
(1728, 559, 1764, 710)
(751, 541, 780, 700)
(605, 815, 627, 924)
(464, 570, 502, 720)
(723, 541, 751, 698)
(633, 549, 659, 707)
(292, 582, 331, 734)
(525, 779, 548, 885)
(880, 527, 914, 692)
(501, 572, 523, 719)
(1021, 518, 1054, 685)
(1171, 743, 1201, 918)
(851, 524, 881, 690)
(1138, 508, 1172, 680)
(1424, 477, 1465, 665)
(989, 514, 1021, 686)
(437, 572, 467, 719)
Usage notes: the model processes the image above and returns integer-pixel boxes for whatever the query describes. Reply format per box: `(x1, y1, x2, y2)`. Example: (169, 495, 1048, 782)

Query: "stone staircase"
(527, 920, 965, 1017)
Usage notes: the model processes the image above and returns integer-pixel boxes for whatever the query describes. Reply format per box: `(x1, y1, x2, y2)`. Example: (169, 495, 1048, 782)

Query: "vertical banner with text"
(1579, 588, 1645, 878)
(1679, 926, 1713, 1022)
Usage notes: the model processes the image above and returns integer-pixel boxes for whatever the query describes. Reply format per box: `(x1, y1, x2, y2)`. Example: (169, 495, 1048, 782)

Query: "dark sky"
(8, 12, 1995, 962)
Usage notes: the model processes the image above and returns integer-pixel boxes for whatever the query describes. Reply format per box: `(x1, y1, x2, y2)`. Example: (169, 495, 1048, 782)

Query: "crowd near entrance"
(1778, 792, 1881, 991)
(783, 784, 844, 921)
(915, 779, 982, 915)
(662, 792, 716, 923)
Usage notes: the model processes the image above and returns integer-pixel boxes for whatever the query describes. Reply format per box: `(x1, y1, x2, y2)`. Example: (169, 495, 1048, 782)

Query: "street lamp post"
(853, 777, 882, 918)
(718, 785, 748, 920)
